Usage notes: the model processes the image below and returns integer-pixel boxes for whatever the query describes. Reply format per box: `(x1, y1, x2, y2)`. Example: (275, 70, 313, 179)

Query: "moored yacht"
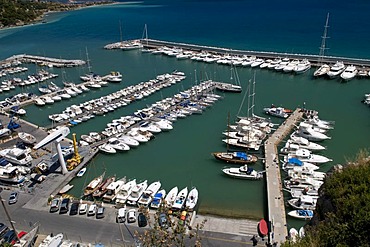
(340, 65, 357, 81)
(126, 180, 148, 205)
(327, 61, 345, 78)
(222, 165, 263, 180)
(286, 148, 332, 164)
(172, 187, 188, 210)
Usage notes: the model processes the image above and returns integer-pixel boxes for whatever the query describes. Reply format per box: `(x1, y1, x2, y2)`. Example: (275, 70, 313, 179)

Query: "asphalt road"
(0, 190, 263, 247)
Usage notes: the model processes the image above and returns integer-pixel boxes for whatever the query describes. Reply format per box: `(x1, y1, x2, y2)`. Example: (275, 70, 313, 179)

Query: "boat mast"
(226, 112, 230, 153)
(85, 47, 92, 73)
(250, 72, 256, 117)
(119, 20, 123, 45)
(318, 13, 330, 66)
(142, 23, 148, 45)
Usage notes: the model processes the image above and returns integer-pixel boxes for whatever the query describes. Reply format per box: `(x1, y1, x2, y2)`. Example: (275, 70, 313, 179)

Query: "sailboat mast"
(85, 47, 92, 73)
(318, 13, 330, 65)
(227, 112, 230, 153)
(251, 73, 256, 117)
(119, 20, 123, 45)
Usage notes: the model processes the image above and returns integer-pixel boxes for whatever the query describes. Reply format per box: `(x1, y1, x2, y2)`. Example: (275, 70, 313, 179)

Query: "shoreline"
(0, 1, 125, 32)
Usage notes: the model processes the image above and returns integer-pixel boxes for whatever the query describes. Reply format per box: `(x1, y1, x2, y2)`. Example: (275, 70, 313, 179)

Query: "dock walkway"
(264, 108, 303, 245)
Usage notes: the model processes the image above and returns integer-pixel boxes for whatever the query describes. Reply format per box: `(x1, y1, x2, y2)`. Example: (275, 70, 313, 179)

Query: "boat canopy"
(234, 152, 249, 160)
(288, 158, 303, 166)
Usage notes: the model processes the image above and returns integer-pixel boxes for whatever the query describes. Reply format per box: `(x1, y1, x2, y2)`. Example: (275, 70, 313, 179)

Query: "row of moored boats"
(83, 173, 199, 211)
(282, 114, 335, 220)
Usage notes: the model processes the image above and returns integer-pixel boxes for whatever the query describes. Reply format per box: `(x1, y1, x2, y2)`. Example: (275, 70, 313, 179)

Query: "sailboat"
(141, 24, 152, 53)
(212, 113, 258, 164)
(313, 13, 331, 77)
(214, 66, 242, 93)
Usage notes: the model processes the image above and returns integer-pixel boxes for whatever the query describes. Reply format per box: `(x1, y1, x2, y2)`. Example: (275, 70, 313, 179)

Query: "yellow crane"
(67, 133, 82, 171)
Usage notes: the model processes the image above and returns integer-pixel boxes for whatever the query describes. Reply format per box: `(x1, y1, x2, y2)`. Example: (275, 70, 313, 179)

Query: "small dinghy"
(76, 167, 87, 177)
(59, 184, 74, 194)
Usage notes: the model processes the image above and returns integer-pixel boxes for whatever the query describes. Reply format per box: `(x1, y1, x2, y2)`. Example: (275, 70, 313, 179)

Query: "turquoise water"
(0, 1, 369, 222)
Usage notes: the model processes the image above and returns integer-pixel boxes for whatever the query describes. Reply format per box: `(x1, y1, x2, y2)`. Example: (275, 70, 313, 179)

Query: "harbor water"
(0, 0, 369, 225)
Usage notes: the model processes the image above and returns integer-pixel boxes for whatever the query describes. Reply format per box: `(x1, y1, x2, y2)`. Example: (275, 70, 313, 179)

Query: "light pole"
(0, 188, 19, 242)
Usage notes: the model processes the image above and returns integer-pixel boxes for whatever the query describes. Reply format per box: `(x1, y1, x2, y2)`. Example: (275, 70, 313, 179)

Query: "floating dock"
(263, 108, 304, 244)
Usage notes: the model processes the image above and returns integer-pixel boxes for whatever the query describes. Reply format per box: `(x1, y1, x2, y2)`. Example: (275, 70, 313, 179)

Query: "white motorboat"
(34, 98, 45, 106)
(299, 122, 327, 133)
(222, 165, 263, 180)
(103, 71, 122, 82)
(139, 121, 162, 133)
(0, 148, 33, 166)
(137, 181, 161, 207)
(102, 177, 126, 202)
(304, 116, 334, 130)
(296, 127, 331, 142)
(287, 209, 314, 220)
(0, 128, 11, 138)
(340, 65, 357, 81)
(165, 186, 178, 206)
(115, 179, 137, 204)
(118, 135, 140, 147)
(126, 180, 148, 205)
(293, 59, 311, 74)
(263, 106, 289, 118)
(18, 132, 37, 144)
(284, 176, 323, 190)
(287, 167, 326, 181)
(127, 130, 149, 142)
(76, 167, 87, 177)
(289, 186, 319, 198)
(172, 187, 188, 210)
(281, 139, 325, 153)
(289, 228, 299, 243)
(0, 165, 25, 184)
(80, 134, 95, 144)
(41, 96, 54, 104)
(283, 59, 299, 73)
(287, 195, 317, 210)
(327, 61, 345, 78)
(286, 148, 332, 164)
(289, 136, 326, 151)
(150, 189, 166, 209)
(313, 64, 330, 77)
(185, 187, 198, 211)
(98, 143, 117, 154)
(151, 119, 173, 131)
(282, 158, 319, 172)
(108, 137, 130, 151)
(39, 233, 64, 247)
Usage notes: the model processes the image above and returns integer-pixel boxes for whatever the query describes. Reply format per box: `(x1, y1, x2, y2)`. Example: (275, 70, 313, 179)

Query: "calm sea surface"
(0, 0, 369, 227)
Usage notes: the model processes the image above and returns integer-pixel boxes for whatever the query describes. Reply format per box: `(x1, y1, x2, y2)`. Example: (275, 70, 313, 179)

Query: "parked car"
(0, 223, 9, 239)
(96, 206, 105, 219)
(127, 209, 137, 223)
(116, 207, 126, 223)
(79, 203, 87, 215)
(49, 198, 60, 213)
(11, 231, 27, 245)
(59, 198, 70, 214)
(137, 212, 147, 227)
(8, 192, 18, 205)
(69, 202, 79, 216)
(1, 229, 16, 244)
(88, 204, 97, 216)
(158, 212, 169, 229)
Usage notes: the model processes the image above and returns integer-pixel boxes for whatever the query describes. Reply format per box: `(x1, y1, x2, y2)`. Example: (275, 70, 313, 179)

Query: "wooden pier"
(264, 108, 303, 245)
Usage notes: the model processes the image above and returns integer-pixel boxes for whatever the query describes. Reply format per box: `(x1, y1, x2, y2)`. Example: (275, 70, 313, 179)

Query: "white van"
(88, 204, 97, 216)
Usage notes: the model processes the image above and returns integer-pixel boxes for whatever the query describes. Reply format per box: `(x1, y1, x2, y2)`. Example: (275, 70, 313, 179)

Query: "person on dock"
(251, 235, 258, 246)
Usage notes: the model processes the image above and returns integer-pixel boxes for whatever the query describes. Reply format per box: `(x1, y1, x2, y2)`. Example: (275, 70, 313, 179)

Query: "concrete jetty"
(264, 108, 304, 245)
(106, 38, 370, 69)
(1, 54, 85, 68)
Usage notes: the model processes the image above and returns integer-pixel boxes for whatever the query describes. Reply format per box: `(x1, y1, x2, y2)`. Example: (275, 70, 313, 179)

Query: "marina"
(0, 1, 370, 245)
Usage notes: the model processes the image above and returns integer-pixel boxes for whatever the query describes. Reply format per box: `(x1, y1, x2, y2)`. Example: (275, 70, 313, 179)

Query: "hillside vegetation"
(282, 150, 370, 247)
(0, 0, 111, 28)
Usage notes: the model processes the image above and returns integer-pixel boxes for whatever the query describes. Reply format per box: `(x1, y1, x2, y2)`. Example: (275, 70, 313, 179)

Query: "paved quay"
(264, 108, 304, 245)
(0, 113, 263, 246)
